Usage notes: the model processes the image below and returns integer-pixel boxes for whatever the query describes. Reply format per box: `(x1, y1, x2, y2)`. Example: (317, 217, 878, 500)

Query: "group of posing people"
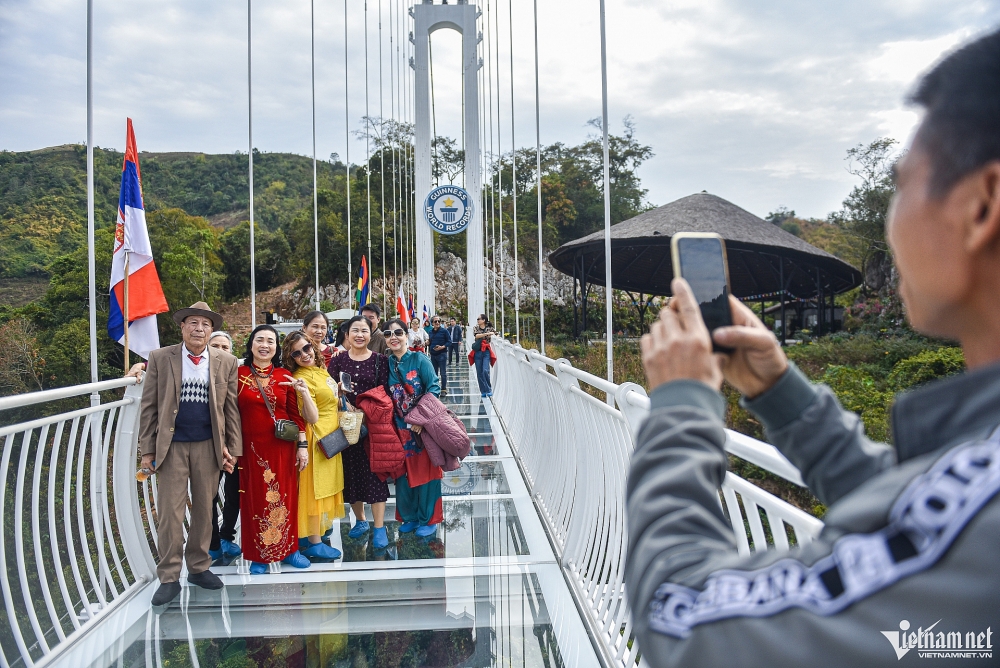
(135, 302, 465, 608)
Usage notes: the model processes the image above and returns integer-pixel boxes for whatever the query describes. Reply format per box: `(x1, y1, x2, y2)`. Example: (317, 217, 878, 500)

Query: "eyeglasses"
(383, 328, 407, 338)
(291, 345, 312, 359)
(432, 320, 441, 324)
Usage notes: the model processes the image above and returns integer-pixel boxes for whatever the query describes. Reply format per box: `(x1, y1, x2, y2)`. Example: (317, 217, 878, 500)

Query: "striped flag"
(355, 255, 369, 312)
(422, 303, 430, 326)
(107, 119, 168, 359)
(396, 284, 410, 323)
(408, 294, 414, 322)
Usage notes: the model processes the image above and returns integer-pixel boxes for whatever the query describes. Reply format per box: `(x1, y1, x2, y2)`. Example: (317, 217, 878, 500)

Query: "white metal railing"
(0, 379, 155, 667)
(489, 340, 824, 668)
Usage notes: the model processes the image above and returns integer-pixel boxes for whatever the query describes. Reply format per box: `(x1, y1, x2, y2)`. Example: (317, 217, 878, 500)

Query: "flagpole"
(87, 0, 98, 387)
(312, 0, 320, 311)
(599, 0, 614, 403)
(123, 252, 130, 372)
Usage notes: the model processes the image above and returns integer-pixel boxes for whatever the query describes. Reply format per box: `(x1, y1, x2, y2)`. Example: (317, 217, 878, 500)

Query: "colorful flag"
(396, 284, 410, 323)
(422, 303, 430, 326)
(355, 255, 370, 313)
(107, 119, 168, 359)
(408, 294, 414, 322)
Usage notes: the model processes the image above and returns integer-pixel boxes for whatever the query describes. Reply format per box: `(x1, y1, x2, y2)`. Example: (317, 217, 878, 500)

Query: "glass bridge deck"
(65, 357, 600, 668)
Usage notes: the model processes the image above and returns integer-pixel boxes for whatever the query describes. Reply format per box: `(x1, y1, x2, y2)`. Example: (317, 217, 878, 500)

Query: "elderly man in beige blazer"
(137, 302, 241, 608)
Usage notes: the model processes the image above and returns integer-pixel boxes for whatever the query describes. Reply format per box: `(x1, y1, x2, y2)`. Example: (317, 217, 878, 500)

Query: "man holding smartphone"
(627, 30, 1000, 666)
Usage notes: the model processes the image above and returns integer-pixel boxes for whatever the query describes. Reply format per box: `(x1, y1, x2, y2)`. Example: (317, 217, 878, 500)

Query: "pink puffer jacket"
(405, 393, 470, 472)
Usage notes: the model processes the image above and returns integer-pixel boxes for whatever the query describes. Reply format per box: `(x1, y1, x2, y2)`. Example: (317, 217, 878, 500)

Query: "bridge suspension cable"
(599, 0, 614, 391)
(508, 0, 519, 345)
(533, 0, 544, 353)
(493, 0, 506, 338)
(248, 0, 256, 327)
(365, 0, 373, 308)
(311, 0, 320, 310)
(345, 0, 353, 307)
(379, 0, 387, 313)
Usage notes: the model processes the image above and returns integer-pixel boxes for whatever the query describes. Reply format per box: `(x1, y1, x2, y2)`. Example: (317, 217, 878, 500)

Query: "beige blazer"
(138, 343, 243, 468)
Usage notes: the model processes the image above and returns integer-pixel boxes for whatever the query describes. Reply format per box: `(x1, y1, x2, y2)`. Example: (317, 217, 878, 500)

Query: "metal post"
(598, 0, 613, 397)
(533, 0, 544, 353)
(779, 257, 786, 345)
(345, 0, 353, 307)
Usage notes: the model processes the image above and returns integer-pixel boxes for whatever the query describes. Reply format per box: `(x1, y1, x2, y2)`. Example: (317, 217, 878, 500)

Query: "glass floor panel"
(91, 570, 577, 668)
(340, 498, 528, 562)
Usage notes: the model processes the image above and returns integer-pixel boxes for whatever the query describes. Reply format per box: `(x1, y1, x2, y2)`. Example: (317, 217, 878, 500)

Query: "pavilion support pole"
(573, 254, 579, 338)
(779, 257, 786, 345)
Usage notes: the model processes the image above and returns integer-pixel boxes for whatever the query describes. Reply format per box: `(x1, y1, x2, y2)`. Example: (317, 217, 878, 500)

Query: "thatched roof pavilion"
(548, 192, 862, 339)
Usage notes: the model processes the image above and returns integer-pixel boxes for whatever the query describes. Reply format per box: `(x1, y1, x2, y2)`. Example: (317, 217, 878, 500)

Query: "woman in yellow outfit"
(282, 331, 345, 562)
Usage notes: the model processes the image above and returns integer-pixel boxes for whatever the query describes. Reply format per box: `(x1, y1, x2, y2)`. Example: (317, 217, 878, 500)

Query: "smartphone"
(671, 232, 733, 351)
(340, 372, 353, 392)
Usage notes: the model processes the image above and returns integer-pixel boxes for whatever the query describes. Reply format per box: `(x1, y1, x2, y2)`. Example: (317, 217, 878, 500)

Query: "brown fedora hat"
(173, 301, 223, 330)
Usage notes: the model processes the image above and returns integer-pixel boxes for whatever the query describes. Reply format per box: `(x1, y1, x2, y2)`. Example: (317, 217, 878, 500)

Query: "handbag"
(254, 373, 299, 442)
(339, 395, 364, 445)
(318, 427, 350, 458)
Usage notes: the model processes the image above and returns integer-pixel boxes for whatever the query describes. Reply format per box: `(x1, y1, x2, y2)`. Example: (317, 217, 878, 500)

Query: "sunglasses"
(432, 320, 441, 324)
(383, 328, 407, 338)
(291, 344, 313, 359)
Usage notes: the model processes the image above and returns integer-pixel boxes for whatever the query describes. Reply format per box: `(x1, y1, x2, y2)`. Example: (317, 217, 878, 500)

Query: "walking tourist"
(384, 318, 444, 537)
(361, 303, 389, 354)
(626, 30, 1000, 666)
(237, 325, 314, 574)
(206, 330, 242, 565)
(327, 315, 393, 550)
(302, 310, 336, 367)
(472, 315, 496, 397)
(408, 317, 429, 353)
(428, 315, 451, 397)
(138, 302, 241, 608)
(282, 331, 345, 562)
(447, 317, 463, 366)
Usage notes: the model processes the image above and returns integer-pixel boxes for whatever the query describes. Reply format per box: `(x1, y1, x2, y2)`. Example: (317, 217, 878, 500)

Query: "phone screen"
(340, 372, 353, 391)
(675, 236, 733, 334)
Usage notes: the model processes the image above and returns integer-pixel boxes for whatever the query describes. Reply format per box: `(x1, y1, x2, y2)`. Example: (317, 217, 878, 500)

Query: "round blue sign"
(424, 185, 473, 235)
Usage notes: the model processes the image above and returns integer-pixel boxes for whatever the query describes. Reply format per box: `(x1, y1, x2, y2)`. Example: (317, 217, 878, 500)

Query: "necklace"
(252, 362, 273, 378)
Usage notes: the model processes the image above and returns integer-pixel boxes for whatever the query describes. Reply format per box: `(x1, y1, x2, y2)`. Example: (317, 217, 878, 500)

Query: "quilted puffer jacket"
(355, 385, 405, 481)
(405, 393, 470, 472)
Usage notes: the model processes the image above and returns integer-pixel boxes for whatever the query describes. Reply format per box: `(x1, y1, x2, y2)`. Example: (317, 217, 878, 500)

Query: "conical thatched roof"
(548, 192, 861, 299)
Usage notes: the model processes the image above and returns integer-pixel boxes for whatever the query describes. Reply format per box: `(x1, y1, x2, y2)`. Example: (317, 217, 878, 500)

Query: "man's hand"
(125, 362, 145, 383)
(640, 278, 723, 392)
(222, 447, 236, 474)
(140, 453, 156, 472)
(713, 297, 789, 398)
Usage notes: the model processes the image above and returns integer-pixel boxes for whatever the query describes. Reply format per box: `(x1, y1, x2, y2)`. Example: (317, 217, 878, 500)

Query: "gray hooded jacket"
(626, 361, 1000, 667)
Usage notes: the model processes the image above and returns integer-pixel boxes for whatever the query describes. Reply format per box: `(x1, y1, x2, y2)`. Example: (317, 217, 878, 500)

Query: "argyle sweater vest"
(174, 376, 212, 442)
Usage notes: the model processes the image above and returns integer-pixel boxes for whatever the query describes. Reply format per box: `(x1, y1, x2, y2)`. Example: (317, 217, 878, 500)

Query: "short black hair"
(244, 324, 282, 368)
(911, 28, 1000, 195)
(361, 303, 381, 317)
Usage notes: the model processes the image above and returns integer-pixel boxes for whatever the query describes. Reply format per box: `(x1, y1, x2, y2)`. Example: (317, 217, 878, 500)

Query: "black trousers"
(448, 342, 461, 365)
(210, 468, 240, 549)
(431, 353, 449, 391)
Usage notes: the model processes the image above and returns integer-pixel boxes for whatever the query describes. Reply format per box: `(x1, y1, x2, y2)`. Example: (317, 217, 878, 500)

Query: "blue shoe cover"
(220, 539, 242, 557)
(282, 551, 313, 568)
(208, 548, 223, 561)
(348, 520, 370, 539)
(415, 523, 438, 538)
(249, 562, 268, 575)
(372, 526, 389, 549)
(301, 542, 342, 562)
(398, 521, 419, 533)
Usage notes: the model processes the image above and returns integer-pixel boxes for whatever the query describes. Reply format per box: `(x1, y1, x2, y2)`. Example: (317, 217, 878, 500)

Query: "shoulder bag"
(254, 373, 299, 442)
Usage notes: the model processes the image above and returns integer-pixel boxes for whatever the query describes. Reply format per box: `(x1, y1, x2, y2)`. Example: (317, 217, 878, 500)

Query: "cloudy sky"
(1, 0, 998, 220)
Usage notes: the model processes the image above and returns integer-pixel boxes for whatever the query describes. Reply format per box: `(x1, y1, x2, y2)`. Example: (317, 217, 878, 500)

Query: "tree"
(0, 318, 45, 394)
(218, 221, 292, 300)
(831, 138, 899, 292)
(147, 208, 223, 308)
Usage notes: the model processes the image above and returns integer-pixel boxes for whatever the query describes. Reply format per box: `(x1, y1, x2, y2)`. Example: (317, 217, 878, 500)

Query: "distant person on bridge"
(237, 325, 315, 575)
(301, 310, 336, 367)
(627, 29, 1000, 667)
(362, 303, 389, 355)
(206, 331, 242, 566)
(428, 315, 451, 397)
(408, 316, 429, 353)
(471, 315, 496, 397)
(385, 317, 444, 538)
(137, 302, 240, 608)
(447, 317, 463, 366)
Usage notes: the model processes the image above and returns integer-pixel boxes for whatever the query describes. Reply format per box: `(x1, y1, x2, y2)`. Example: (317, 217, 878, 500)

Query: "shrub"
(888, 347, 964, 392)
(818, 365, 892, 442)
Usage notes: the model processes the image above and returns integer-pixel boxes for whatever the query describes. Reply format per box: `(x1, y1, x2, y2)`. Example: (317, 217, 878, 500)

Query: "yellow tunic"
(294, 364, 345, 537)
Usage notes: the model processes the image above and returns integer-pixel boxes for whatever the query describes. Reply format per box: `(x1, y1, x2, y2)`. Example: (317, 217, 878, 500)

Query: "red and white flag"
(396, 284, 410, 323)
